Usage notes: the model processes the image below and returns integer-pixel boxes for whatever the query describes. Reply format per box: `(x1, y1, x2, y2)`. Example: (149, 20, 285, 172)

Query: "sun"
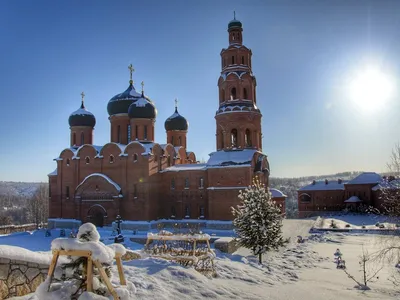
(349, 67, 394, 111)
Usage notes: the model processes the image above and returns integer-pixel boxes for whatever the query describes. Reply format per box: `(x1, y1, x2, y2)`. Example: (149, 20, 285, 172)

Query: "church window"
(81, 132, 84, 145)
(242, 56, 244, 64)
(199, 177, 204, 189)
(184, 178, 189, 189)
(171, 178, 175, 190)
(232, 33, 235, 41)
(171, 206, 176, 217)
(231, 87, 236, 99)
(199, 206, 205, 218)
(127, 125, 131, 143)
(135, 125, 138, 139)
(219, 89, 224, 102)
(243, 88, 248, 99)
(95, 185, 99, 191)
(245, 129, 252, 147)
(117, 125, 121, 143)
(178, 136, 182, 146)
(144, 126, 148, 140)
(171, 136, 174, 144)
(220, 131, 224, 149)
(66, 159, 70, 166)
(167, 155, 171, 166)
(158, 157, 162, 171)
(66, 186, 70, 199)
(231, 56, 235, 64)
(231, 129, 238, 147)
(133, 184, 137, 198)
(73, 133, 76, 145)
(109, 155, 114, 164)
(133, 153, 138, 162)
(85, 156, 90, 164)
(185, 206, 190, 218)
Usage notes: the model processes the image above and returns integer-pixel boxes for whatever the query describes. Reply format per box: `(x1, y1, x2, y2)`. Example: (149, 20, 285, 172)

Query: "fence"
(0, 223, 46, 235)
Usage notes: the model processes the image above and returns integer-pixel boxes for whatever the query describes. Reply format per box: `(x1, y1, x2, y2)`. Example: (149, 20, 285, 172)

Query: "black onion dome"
(164, 107, 188, 131)
(68, 101, 96, 127)
(128, 92, 157, 119)
(228, 19, 242, 30)
(107, 82, 142, 115)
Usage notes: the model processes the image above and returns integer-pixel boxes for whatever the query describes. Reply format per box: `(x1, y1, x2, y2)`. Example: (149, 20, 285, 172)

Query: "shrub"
(345, 224, 351, 228)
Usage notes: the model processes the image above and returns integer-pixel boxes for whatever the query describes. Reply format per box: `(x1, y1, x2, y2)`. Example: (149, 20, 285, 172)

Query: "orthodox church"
(48, 18, 286, 226)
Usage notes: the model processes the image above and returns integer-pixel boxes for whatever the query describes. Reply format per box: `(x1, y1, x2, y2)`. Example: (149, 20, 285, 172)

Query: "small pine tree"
(232, 178, 288, 264)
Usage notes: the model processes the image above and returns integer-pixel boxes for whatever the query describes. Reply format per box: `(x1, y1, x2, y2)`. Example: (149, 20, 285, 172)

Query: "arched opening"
(300, 193, 311, 203)
(167, 155, 171, 166)
(133, 153, 138, 162)
(135, 125, 138, 139)
(220, 131, 224, 149)
(144, 126, 148, 140)
(171, 136, 174, 145)
(245, 129, 252, 147)
(231, 87, 236, 99)
(243, 88, 248, 99)
(219, 89, 224, 102)
(80, 132, 84, 145)
(231, 56, 235, 64)
(109, 155, 114, 164)
(73, 133, 76, 145)
(178, 136, 182, 146)
(85, 156, 90, 164)
(231, 129, 238, 147)
(242, 56, 244, 64)
(87, 205, 107, 228)
(117, 125, 121, 143)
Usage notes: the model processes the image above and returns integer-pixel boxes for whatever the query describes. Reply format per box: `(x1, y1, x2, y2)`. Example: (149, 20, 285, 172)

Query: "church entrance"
(87, 205, 107, 228)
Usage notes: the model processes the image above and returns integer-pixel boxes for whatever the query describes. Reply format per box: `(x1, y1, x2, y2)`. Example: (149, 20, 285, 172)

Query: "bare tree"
(27, 184, 49, 228)
(387, 143, 400, 176)
(343, 247, 382, 290)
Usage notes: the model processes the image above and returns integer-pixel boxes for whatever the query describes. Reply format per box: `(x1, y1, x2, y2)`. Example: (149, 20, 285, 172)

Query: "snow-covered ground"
(316, 214, 400, 230)
(4, 217, 400, 300)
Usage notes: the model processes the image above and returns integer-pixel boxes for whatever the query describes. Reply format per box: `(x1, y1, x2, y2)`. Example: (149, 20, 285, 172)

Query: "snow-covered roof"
(298, 180, 348, 191)
(133, 96, 150, 107)
(372, 179, 400, 191)
(270, 188, 287, 198)
(344, 196, 362, 203)
(76, 173, 121, 192)
(69, 107, 94, 117)
(48, 168, 57, 176)
(346, 172, 382, 185)
(207, 186, 246, 190)
(206, 149, 257, 167)
(161, 164, 207, 172)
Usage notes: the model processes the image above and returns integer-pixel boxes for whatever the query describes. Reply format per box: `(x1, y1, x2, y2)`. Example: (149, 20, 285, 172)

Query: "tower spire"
(233, 11, 236, 20)
(80, 91, 85, 108)
(175, 98, 178, 111)
(141, 81, 145, 97)
(128, 63, 135, 85)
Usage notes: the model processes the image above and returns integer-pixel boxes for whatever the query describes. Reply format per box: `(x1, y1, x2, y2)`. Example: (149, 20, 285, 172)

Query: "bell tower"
(215, 15, 262, 151)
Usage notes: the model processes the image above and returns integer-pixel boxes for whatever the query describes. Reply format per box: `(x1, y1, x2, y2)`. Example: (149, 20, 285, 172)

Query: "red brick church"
(48, 18, 286, 226)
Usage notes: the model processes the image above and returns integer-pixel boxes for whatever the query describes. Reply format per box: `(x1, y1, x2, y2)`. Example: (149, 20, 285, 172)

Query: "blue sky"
(1, 0, 400, 182)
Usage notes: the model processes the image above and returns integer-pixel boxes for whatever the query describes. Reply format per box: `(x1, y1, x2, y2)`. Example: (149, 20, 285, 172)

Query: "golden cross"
(175, 98, 178, 109)
(81, 91, 85, 103)
(141, 81, 144, 93)
(128, 64, 135, 82)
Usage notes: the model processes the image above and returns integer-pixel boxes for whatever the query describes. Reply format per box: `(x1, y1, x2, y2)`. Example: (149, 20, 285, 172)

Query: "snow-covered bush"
(232, 178, 288, 264)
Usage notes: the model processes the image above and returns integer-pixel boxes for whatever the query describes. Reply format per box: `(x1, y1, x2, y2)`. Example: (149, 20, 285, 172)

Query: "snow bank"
(0, 245, 53, 265)
(107, 243, 127, 256)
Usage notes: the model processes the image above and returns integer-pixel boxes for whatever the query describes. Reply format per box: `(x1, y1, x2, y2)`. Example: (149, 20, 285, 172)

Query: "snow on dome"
(133, 96, 149, 107)
(270, 188, 287, 198)
(164, 107, 189, 131)
(70, 108, 94, 117)
(69, 103, 96, 128)
(346, 172, 382, 185)
(128, 94, 157, 119)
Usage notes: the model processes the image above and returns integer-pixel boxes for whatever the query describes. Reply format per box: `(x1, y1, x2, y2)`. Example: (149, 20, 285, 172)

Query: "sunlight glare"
(349, 67, 394, 111)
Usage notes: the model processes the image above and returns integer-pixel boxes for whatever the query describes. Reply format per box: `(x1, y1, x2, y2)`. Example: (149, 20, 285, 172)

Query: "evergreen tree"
(232, 178, 288, 264)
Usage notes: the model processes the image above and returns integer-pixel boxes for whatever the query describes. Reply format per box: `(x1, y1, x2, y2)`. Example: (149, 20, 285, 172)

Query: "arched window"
(245, 129, 252, 147)
(133, 153, 138, 162)
(73, 133, 76, 145)
(231, 129, 238, 147)
(117, 125, 121, 143)
(80, 132, 84, 145)
(185, 206, 190, 218)
(232, 33, 235, 41)
(66, 159, 70, 166)
(171, 178, 175, 189)
(220, 131, 224, 149)
(135, 125, 138, 139)
(109, 155, 114, 164)
(171, 206, 176, 217)
(144, 126, 148, 140)
(184, 178, 189, 189)
(199, 206, 205, 218)
(167, 155, 171, 166)
(242, 56, 244, 64)
(133, 184, 137, 198)
(171, 136, 174, 145)
(300, 194, 311, 203)
(219, 89, 224, 102)
(127, 125, 131, 143)
(231, 87, 236, 99)
(231, 56, 234, 64)
(85, 156, 90, 164)
(178, 136, 182, 146)
(243, 88, 248, 99)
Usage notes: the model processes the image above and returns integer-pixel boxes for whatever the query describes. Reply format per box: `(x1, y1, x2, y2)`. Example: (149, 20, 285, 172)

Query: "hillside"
(0, 181, 45, 198)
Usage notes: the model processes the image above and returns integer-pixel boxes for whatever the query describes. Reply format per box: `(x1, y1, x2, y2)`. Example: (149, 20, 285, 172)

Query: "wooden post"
(86, 256, 93, 292)
(47, 250, 60, 291)
(192, 240, 197, 256)
(93, 260, 119, 300)
(115, 255, 126, 285)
